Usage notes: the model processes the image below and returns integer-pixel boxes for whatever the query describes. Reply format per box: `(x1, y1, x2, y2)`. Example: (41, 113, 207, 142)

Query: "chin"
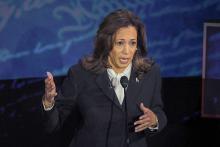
(119, 63, 129, 68)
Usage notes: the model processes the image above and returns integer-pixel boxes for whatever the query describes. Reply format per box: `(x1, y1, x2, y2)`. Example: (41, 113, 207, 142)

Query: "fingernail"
(46, 72, 52, 79)
(46, 72, 50, 78)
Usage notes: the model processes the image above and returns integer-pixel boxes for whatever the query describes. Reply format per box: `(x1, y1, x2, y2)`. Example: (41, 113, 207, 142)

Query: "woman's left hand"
(134, 103, 158, 132)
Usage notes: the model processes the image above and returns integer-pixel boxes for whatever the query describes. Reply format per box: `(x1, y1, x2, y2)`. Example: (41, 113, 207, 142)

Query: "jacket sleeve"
(42, 65, 83, 133)
(148, 64, 167, 133)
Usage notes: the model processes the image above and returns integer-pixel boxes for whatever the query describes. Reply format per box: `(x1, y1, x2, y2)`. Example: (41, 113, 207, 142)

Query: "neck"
(111, 67, 125, 74)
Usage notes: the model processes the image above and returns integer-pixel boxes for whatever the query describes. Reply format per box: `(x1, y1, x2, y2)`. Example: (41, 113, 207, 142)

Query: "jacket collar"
(96, 66, 144, 110)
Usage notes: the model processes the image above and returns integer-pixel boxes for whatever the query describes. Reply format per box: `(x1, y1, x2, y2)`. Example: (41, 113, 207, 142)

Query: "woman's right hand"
(43, 72, 57, 107)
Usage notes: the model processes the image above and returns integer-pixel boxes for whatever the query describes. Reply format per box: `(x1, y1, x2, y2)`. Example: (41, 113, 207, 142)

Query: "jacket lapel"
(124, 68, 143, 108)
(96, 71, 122, 109)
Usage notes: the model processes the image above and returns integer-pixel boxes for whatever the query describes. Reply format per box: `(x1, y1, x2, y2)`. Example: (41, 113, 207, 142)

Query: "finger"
(45, 80, 53, 87)
(140, 103, 149, 113)
(46, 72, 54, 80)
(44, 76, 52, 83)
(139, 113, 148, 120)
(45, 76, 55, 84)
(45, 79, 54, 90)
(135, 124, 147, 132)
(46, 91, 57, 96)
(44, 72, 54, 86)
(135, 126, 147, 132)
(45, 78, 56, 89)
(45, 85, 55, 93)
(46, 92, 57, 99)
(45, 82, 56, 90)
(46, 91, 56, 97)
(134, 117, 150, 125)
(135, 123, 149, 132)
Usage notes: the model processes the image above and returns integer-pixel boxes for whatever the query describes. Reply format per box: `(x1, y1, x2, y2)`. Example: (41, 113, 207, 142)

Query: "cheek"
(111, 49, 120, 58)
(130, 49, 136, 57)
(109, 50, 119, 61)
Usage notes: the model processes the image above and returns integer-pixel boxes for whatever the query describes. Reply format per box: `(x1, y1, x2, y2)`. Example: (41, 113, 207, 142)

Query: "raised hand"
(43, 72, 57, 108)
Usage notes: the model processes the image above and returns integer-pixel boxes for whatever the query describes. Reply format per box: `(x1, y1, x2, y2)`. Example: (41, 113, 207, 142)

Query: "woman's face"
(108, 26, 137, 73)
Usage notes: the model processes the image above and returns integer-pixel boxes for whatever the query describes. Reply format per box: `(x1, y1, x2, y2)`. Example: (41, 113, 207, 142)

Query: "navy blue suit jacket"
(43, 62, 167, 147)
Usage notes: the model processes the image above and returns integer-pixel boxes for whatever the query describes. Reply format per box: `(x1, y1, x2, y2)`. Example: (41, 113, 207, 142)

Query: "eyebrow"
(115, 39, 137, 41)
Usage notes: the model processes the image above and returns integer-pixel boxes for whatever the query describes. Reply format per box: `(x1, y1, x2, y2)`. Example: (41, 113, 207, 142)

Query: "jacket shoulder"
(142, 62, 160, 75)
(150, 63, 161, 73)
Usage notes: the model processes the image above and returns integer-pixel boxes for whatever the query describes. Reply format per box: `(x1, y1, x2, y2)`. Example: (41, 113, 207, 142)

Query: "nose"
(122, 43, 129, 54)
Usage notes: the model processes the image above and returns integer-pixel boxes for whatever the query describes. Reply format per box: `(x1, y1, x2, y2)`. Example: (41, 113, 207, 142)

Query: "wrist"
(151, 115, 158, 128)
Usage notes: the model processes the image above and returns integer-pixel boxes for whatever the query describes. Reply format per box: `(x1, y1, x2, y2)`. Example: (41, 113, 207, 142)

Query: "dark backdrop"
(0, 76, 219, 147)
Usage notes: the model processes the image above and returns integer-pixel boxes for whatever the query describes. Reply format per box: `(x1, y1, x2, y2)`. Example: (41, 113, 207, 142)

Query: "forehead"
(114, 26, 137, 39)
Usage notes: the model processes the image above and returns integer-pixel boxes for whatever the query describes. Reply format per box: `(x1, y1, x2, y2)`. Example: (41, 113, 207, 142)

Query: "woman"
(43, 9, 167, 147)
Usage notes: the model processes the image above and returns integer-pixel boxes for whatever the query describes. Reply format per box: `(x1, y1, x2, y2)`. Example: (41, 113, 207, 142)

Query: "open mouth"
(119, 58, 129, 64)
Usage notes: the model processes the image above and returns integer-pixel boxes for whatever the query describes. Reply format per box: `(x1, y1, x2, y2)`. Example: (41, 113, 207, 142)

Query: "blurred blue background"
(0, 1, 220, 147)
(0, 0, 220, 79)
(205, 24, 220, 79)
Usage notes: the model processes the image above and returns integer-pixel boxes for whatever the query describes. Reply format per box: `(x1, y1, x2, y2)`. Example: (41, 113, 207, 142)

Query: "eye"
(130, 41, 137, 47)
(115, 41, 124, 46)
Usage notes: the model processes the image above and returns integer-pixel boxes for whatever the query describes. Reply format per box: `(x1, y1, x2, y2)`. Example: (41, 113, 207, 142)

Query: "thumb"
(140, 102, 148, 113)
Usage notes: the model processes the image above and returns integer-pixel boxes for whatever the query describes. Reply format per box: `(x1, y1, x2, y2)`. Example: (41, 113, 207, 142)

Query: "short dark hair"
(81, 9, 153, 78)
